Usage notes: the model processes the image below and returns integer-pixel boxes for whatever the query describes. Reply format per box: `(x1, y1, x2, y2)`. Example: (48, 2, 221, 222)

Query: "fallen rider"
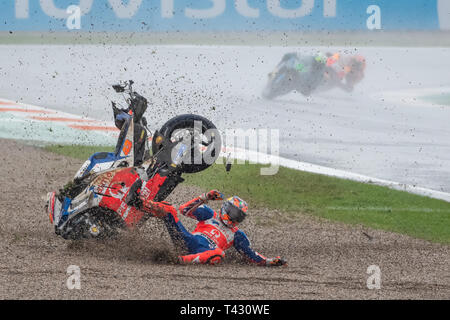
(140, 190, 287, 266)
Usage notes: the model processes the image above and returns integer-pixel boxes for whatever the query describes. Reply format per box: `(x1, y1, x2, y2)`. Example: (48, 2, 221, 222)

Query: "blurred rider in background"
(274, 51, 366, 95)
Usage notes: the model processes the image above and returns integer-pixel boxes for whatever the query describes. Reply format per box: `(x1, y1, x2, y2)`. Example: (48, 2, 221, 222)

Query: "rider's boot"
(178, 248, 225, 265)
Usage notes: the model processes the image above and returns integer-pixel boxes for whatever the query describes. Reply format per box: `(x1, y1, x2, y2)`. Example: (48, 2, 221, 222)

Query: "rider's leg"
(141, 199, 208, 254)
(178, 248, 225, 265)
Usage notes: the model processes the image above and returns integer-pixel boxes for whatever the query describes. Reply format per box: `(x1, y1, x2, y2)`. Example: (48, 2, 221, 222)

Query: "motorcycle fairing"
(140, 173, 168, 201)
(56, 197, 71, 227)
(74, 115, 135, 180)
(75, 152, 121, 180)
(97, 167, 147, 227)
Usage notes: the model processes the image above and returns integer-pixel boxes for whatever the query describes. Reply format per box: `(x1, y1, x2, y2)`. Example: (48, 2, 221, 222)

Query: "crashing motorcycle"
(262, 52, 366, 100)
(46, 81, 222, 240)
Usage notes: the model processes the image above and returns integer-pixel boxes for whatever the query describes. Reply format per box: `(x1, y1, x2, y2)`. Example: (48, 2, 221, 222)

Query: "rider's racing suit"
(140, 194, 279, 266)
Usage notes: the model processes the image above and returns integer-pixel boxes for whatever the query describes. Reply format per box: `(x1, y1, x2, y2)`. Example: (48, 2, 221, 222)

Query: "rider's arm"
(178, 196, 213, 221)
(233, 230, 270, 265)
(178, 190, 223, 221)
(234, 230, 286, 266)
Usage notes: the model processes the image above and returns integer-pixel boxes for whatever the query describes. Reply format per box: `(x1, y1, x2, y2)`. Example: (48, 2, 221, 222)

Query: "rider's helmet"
(314, 52, 328, 64)
(220, 196, 248, 227)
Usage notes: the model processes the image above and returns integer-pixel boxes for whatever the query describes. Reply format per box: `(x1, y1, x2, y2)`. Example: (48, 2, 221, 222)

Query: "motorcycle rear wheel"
(152, 114, 222, 174)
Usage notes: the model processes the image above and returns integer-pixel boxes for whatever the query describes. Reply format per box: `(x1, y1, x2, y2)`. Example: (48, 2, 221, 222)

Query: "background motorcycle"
(262, 53, 365, 100)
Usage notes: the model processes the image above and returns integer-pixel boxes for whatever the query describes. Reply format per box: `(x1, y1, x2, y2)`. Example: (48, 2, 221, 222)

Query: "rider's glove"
(200, 190, 224, 202)
(265, 256, 287, 267)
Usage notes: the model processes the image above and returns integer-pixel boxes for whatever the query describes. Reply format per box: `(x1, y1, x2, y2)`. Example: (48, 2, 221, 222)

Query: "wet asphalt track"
(1, 45, 449, 193)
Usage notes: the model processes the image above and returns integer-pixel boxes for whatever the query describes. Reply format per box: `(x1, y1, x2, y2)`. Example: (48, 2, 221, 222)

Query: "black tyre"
(152, 114, 221, 174)
(262, 69, 298, 100)
(61, 208, 124, 240)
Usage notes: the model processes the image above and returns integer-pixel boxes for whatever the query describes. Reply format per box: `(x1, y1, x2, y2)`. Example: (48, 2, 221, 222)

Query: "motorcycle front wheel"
(262, 69, 298, 100)
(60, 208, 124, 240)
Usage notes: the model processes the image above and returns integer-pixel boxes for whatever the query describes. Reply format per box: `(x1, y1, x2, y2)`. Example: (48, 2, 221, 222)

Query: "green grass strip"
(45, 144, 115, 160)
